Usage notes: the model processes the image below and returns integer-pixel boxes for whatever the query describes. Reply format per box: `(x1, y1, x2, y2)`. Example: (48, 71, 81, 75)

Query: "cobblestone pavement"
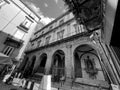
(0, 81, 24, 90)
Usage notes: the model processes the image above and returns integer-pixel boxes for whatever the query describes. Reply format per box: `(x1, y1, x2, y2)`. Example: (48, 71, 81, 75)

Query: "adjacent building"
(0, 0, 40, 76)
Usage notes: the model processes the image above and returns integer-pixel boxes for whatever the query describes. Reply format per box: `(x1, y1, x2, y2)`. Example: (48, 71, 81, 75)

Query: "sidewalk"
(0, 81, 24, 90)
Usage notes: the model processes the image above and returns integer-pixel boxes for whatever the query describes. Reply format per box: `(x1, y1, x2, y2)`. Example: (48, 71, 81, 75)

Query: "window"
(37, 39, 41, 47)
(57, 30, 64, 40)
(59, 19, 64, 25)
(3, 46, 14, 56)
(31, 42, 34, 46)
(42, 31, 44, 34)
(20, 16, 33, 30)
(45, 36, 51, 45)
(49, 25, 53, 30)
(74, 24, 83, 34)
(67, 23, 71, 36)
(14, 30, 25, 39)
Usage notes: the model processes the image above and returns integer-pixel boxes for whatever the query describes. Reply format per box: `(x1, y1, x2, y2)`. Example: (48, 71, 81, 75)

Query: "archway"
(37, 53, 47, 74)
(20, 57, 29, 71)
(24, 56, 36, 78)
(74, 44, 106, 80)
(51, 50, 65, 82)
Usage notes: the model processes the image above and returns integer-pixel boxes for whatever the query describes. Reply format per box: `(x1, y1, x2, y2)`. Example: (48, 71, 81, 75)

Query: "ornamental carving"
(84, 55, 98, 78)
(63, 0, 105, 31)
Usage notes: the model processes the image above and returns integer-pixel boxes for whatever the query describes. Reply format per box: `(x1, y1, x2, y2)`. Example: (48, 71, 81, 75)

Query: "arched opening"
(20, 57, 29, 71)
(37, 53, 47, 74)
(24, 56, 36, 78)
(51, 50, 65, 82)
(74, 44, 105, 80)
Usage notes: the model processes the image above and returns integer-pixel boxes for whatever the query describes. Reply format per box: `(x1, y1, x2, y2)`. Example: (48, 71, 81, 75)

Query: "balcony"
(4, 34, 24, 48)
(17, 24, 29, 33)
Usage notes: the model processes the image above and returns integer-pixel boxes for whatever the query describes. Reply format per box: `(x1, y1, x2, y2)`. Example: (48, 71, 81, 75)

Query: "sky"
(22, 0, 66, 25)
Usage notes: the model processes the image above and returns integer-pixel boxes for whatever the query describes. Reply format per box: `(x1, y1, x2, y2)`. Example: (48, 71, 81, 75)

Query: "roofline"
(19, 0, 41, 20)
(34, 10, 71, 34)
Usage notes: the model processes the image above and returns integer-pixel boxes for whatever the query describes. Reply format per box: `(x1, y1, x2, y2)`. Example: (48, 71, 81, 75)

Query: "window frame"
(49, 25, 53, 31)
(31, 42, 34, 46)
(57, 29, 65, 40)
(73, 24, 83, 34)
(45, 36, 51, 45)
(59, 19, 64, 25)
(19, 16, 33, 31)
(3, 46, 14, 56)
(37, 39, 41, 47)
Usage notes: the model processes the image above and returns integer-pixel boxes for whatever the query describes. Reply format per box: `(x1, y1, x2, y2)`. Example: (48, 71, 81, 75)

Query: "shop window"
(3, 46, 14, 56)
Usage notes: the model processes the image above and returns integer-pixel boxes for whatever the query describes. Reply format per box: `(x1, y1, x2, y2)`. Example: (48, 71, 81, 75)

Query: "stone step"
(52, 81, 109, 90)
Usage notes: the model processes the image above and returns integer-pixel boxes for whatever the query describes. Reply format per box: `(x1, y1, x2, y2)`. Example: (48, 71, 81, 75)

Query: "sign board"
(39, 75, 51, 90)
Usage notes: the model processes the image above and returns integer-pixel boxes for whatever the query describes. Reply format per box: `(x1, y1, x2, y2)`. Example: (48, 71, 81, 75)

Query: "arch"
(73, 44, 105, 80)
(20, 57, 29, 71)
(24, 55, 36, 77)
(39, 53, 47, 67)
(51, 50, 65, 82)
(36, 53, 47, 74)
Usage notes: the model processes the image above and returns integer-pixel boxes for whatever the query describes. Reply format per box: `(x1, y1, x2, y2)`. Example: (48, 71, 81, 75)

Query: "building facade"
(0, 0, 40, 76)
(0, 0, 40, 59)
(19, 9, 120, 89)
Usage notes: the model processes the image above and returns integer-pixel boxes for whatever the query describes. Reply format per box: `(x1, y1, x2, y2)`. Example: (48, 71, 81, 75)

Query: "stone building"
(19, 7, 120, 89)
(0, 0, 40, 76)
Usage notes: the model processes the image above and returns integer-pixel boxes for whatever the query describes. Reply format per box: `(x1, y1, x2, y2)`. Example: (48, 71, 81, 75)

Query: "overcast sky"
(22, 0, 66, 25)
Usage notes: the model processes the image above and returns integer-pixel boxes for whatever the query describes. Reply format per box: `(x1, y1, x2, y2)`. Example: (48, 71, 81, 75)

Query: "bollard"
(27, 81, 32, 89)
(30, 81, 35, 90)
(33, 83, 40, 90)
(23, 79, 29, 89)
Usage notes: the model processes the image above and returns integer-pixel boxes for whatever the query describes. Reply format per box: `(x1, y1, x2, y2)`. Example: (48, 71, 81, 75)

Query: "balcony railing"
(4, 34, 24, 48)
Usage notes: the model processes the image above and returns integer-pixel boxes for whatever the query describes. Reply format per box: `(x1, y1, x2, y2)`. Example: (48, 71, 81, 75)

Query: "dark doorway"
(24, 56, 36, 78)
(51, 50, 65, 82)
(37, 53, 47, 74)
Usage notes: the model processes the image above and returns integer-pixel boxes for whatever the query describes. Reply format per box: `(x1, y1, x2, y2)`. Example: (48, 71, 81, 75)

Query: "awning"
(0, 53, 12, 65)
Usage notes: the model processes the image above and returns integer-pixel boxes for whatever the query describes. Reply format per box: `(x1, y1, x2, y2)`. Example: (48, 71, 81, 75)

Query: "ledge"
(25, 31, 92, 54)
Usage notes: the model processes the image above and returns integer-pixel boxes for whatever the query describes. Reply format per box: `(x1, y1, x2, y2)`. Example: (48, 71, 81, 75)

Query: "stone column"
(45, 51, 53, 75)
(65, 44, 73, 79)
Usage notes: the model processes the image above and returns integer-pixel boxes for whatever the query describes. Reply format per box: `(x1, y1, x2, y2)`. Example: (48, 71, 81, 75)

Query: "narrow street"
(0, 80, 24, 90)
